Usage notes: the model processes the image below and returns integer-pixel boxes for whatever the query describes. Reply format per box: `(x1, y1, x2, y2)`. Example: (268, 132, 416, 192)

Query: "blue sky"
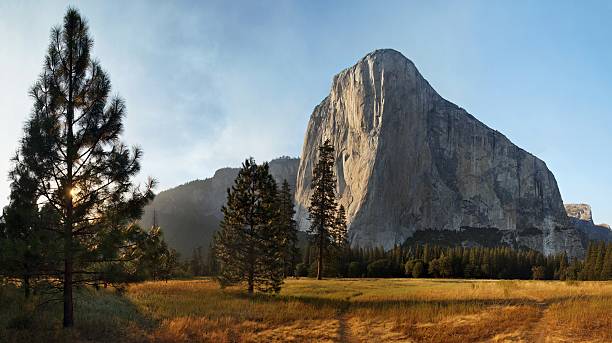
(1, 1, 611, 224)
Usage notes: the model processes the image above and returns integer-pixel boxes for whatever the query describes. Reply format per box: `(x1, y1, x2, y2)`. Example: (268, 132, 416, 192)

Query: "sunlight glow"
(69, 185, 81, 199)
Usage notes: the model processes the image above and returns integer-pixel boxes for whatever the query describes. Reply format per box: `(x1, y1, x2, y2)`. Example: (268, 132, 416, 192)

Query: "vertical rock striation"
(294, 49, 584, 257)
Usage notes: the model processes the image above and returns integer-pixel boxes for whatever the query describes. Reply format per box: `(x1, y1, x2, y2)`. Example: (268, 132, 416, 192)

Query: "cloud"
(1, 1, 611, 226)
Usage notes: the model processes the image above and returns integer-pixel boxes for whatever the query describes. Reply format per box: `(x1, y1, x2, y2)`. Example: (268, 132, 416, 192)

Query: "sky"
(0, 1, 611, 224)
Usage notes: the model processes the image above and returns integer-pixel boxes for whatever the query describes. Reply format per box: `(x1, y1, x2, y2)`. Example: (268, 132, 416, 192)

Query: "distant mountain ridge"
(565, 204, 612, 242)
(141, 157, 299, 257)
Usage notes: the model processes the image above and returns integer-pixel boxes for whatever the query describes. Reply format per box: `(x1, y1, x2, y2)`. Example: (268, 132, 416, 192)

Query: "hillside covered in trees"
(140, 157, 298, 257)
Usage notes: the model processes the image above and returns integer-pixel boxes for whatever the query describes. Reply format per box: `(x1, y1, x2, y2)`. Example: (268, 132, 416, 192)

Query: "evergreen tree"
(278, 180, 299, 277)
(334, 205, 348, 247)
(594, 241, 606, 280)
(132, 210, 178, 281)
(601, 243, 612, 280)
(12, 8, 154, 327)
(307, 139, 339, 280)
(0, 162, 59, 297)
(214, 158, 284, 293)
(206, 241, 219, 276)
(190, 246, 205, 276)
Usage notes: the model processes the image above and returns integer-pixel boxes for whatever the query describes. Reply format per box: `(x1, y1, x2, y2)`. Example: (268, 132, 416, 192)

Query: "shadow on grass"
(0, 285, 155, 343)
(230, 289, 603, 315)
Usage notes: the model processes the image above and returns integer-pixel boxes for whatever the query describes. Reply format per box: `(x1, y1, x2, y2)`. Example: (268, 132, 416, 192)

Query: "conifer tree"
(190, 246, 205, 276)
(214, 158, 284, 293)
(601, 243, 612, 280)
(334, 205, 348, 247)
(13, 8, 154, 327)
(0, 161, 59, 297)
(206, 241, 219, 276)
(594, 241, 606, 280)
(308, 139, 339, 280)
(278, 180, 299, 277)
(136, 226, 176, 281)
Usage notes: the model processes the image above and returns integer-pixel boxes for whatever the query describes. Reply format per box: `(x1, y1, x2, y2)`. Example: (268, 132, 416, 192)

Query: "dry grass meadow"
(1, 278, 611, 342)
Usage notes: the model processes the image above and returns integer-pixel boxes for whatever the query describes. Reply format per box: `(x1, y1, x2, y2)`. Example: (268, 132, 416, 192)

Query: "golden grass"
(1, 278, 611, 342)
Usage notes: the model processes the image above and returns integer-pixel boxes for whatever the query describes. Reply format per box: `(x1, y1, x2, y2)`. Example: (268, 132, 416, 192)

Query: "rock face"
(294, 49, 584, 257)
(565, 204, 612, 242)
(142, 157, 299, 256)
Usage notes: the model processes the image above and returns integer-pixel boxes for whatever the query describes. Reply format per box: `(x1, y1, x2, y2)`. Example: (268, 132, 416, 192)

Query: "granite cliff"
(565, 204, 612, 242)
(294, 49, 584, 257)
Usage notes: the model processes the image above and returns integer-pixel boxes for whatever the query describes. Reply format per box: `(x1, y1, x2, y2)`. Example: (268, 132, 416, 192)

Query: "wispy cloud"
(1, 1, 611, 225)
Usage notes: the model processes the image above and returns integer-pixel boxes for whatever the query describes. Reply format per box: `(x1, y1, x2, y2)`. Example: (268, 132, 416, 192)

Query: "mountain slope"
(141, 157, 299, 257)
(294, 49, 584, 257)
(565, 204, 612, 242)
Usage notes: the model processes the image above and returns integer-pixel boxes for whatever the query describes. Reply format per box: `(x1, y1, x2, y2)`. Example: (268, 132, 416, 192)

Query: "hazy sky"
(1, 1, 611, 224)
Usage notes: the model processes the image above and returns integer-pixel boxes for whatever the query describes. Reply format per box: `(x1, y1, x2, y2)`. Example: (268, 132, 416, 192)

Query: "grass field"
(1, 278, 611, 342)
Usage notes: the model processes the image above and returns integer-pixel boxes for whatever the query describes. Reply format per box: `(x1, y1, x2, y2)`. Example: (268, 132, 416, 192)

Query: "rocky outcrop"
(142, 157, 299, 256)
(294, 49, 584, 257)
(565, 204, 612, 242)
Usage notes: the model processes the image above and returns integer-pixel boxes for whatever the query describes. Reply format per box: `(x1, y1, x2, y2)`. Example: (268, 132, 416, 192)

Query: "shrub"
(367, 259, 390, 278)
(532, 266, 545, 280)
(412, 261, 425, 278)
(348, 262, 364, 278)
(7, 313, 33, 330)
(294, 263, 308, 277)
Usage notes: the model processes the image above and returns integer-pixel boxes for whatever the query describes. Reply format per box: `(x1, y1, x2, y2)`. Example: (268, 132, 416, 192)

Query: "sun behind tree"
(12, 8, 154, 327)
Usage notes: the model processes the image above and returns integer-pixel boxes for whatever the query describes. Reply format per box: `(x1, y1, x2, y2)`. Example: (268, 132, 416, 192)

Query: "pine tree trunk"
(23, 274, 30, 298)
(248, 224, 255, 294)
(63, 59, 75, 328)
(248, 275, 254, 294)
(317, 226, 323, 280)
(63, 251, 73, 327)
(248, 255, 254, 294)
(63, 190, 74, 327)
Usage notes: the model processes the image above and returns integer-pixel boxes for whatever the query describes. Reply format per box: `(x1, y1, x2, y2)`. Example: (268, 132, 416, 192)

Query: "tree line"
(196, 236, 612, 282)
(208, 137, 612, 293)
(295, 241, 611, 281)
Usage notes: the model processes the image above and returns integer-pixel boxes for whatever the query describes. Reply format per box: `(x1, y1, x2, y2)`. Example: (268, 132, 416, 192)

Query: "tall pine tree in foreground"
(214, 158, 284, 293)
(13, 8, 154, 327)
(308, 139, 346, 280)
(278, 180, 299, 277)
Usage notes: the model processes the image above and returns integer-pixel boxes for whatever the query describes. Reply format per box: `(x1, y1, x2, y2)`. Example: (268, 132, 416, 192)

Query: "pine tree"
(600, 243, 612, 280)
(581, 242, 598, 280)
(278, 180, 299, 277)
(136, 226, 176, 281)
(0, 162, 59, 297)
(214, 158, 284, 293)
(13, 8, 154, 327)
(190, 247, 205, 276)
(334, 205, 348, 247)
(206, 241, 219, 276)
(307, 139, 339, 280)
(594, 241, 606, 280)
